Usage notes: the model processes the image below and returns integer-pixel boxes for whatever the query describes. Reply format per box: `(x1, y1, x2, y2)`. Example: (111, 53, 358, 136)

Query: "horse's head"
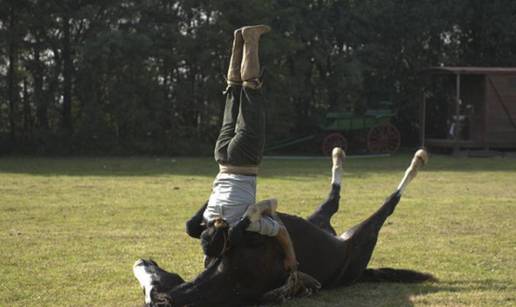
(199, 218, 229, 262)
(133, 259, 185, 306)
(134, 231, 288, 306)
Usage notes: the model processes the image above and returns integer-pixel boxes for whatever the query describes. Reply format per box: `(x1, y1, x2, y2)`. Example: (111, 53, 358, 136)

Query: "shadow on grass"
(0, 154, 514, 177)
(284, 278, 497, 307)
(329, 282, 444, 307)
(287, 277, 514, 307)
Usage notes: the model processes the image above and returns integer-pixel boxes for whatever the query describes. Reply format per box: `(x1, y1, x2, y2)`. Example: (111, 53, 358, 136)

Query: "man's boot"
(241, 25, 271, 89)
(227, 29, 244, 86)
(244, 198, 278, 222)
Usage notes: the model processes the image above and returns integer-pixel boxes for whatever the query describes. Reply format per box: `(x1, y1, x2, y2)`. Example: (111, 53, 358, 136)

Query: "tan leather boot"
(227, 29, 244, 86)
(244, 198, 278, 223)
(241, 25, 271, 89)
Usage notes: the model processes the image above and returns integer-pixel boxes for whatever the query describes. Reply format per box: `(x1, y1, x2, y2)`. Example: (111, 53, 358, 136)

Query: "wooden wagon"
(319, 102, 401, 155)
(265, 103, 401, 156)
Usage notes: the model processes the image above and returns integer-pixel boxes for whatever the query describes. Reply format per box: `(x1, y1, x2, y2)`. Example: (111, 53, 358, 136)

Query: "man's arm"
(185, 202, 208, 239)
(229, 198, 298, 271)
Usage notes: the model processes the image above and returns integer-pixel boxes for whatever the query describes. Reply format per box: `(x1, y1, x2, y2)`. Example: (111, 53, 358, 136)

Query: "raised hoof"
(414, 149, 429, 165)
(332, 147, 346, 166)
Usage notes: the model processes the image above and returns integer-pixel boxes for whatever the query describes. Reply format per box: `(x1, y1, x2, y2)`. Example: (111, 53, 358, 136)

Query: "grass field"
(1, 153, 515, 306)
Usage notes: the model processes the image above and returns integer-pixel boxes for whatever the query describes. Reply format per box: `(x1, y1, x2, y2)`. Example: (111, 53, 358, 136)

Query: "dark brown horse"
(133, 150, 434, 306)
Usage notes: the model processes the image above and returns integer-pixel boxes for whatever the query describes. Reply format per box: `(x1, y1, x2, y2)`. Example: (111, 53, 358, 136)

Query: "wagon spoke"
(367, 123, 401, 154)
(322, 133, 348, 156)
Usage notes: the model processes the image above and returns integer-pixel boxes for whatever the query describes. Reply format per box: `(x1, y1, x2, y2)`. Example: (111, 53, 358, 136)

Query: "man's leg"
(227, 28, 243, 87)
(213, 86, 241, 163)
(218, 25, 270, 167)
(214, 29, 244, 164)
(242, 199, 298, 272)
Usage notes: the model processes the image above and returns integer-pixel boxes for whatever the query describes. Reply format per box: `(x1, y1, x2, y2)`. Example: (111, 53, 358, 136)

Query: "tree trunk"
(33, 42, 50, 130)
(22, 78, 33, 140)
(62, 15, 73, 133)
(7, 5, 19, 143)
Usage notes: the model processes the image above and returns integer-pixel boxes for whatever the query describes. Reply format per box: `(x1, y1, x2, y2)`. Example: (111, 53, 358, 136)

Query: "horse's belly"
(296, 236, 346, 285)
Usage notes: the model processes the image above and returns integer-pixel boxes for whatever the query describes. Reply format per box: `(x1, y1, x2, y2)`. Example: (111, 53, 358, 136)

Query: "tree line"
(1, 0, 516, 155)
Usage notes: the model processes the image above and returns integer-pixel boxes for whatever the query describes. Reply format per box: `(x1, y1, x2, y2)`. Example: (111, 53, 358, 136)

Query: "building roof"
(425, 67, 516, 75)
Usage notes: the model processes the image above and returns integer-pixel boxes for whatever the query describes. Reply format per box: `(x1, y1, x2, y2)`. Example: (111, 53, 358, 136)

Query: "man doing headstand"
(186, 25, 298, 272)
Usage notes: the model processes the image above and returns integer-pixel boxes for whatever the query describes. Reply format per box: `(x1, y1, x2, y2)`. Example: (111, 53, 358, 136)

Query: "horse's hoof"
(414, 149, 429, 165)
(332, 147, 346, 166)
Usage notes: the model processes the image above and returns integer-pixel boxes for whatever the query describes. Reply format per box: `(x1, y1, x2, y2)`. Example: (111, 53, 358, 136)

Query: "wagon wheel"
(321, 132, 348, 156)
(367, 123, 401, 154)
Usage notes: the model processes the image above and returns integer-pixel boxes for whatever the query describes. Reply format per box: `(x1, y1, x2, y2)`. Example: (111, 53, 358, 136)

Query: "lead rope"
(221, 228, 230, 256)
(214, 218, 231, 256)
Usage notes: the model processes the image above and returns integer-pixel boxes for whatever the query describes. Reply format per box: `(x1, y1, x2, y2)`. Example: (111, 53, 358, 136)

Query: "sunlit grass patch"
(1, 154, 515, 306)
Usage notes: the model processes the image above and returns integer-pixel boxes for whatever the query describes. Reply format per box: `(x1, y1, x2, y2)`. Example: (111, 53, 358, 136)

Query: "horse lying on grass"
(133, 149, 435, 306)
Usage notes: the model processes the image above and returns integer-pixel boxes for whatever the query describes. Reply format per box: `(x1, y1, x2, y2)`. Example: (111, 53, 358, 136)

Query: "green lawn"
(1, 154, 515, 306)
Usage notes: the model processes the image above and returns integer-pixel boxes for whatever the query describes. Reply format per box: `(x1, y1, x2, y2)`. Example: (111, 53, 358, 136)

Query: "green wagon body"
(265, 103, 401, 155)
(318, 103, 400, 155)
(320, 110, 396, 131)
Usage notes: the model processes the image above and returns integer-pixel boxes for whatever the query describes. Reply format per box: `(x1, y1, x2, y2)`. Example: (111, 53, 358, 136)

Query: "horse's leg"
(307, 184, 340, 235)
(307, 147, 345, 235)
(336, 149, 428, 285)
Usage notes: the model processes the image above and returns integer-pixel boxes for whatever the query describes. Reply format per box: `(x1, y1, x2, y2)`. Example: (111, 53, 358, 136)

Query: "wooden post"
(483, 76, 489, 151)
(420, 91, 427, 147)
(453, 73, 462, 154)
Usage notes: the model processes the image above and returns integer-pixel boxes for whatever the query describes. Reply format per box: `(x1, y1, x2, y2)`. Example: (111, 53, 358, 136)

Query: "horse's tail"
(358, 268, 437, 283)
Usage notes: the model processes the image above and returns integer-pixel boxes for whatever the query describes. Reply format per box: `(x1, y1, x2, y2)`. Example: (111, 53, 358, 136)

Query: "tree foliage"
(1, 0, 516, 154)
